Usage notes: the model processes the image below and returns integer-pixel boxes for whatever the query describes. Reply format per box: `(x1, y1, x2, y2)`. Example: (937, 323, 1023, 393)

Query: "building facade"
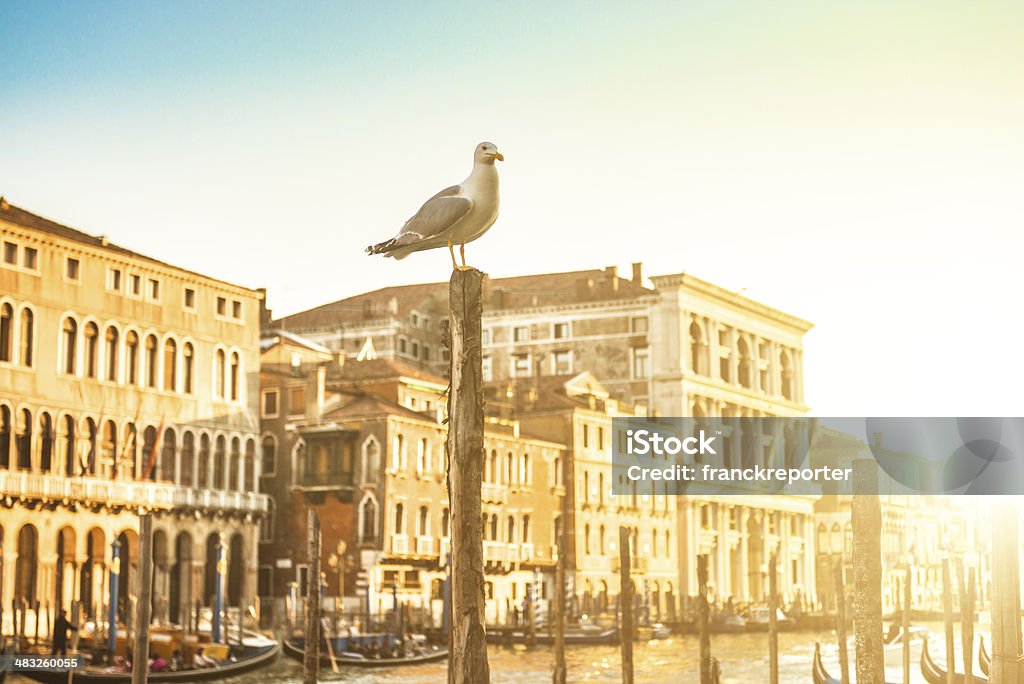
(0, 199, 268, 636)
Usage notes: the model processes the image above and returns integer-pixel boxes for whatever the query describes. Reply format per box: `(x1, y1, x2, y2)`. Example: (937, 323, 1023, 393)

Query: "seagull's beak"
(493, 152, 504, 162)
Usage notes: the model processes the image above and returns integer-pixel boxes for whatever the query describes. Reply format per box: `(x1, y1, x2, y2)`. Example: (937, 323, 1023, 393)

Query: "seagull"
(366, 142, 503, 270)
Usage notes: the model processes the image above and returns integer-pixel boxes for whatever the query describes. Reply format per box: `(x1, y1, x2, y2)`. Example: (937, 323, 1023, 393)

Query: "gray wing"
(397, 185, 472, 242)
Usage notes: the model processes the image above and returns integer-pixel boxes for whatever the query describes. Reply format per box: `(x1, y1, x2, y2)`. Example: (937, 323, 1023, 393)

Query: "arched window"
(488, 449, 498, 484)
(360, 497, 377, 542)
(144, 334, 158, 387)
(506, 516, 515, 542)
(817, 524, 828, 553)
(418, 506, 429, 536)
(198, 434, 210, 488)
(140, 425, 156, 480)
(163, 339, 177, 391)
(520, 453, 530, 485)
(418, 437, 429, 474)
(214, 435, 226, 489)
(244, 439, 255, 492)
(62, 415, 75, 475)
(229, 437, 241, 491)
(16, 408, 31, 470)
(522, 515, 530, 543)
(0, 406, 10, 469)
(125, 331, 139, 384)
(689, 321, 706, 375)
(18, 308, 33, 367)
(830, 523, 841, 554)
(180, 432, 195, 487)
(83, 322, 98, 378)
(62, 318, 77, 374)
(101, 420, 117, 479)
(780, 350, 795, 400)
(159, 428, 176, 482)
(394, 503, 405, 535)
(84, 418, 98, 476)
(182, 343, 194, 393)
(737, 337, 753, 389)
(442, 507, 450, 538)
(229, 352, 240, 400)
(261, 435, 277, 477)
(584, 523, 591, 555)
(39, 412, 53, 472)
(489, 514, 498, 541)
(0, 303, 12, 362)
(104, 327, 118, 381)
(505, 452, 514, 485)
(599, 524, 606, 555)
(215, 349, 226, 398)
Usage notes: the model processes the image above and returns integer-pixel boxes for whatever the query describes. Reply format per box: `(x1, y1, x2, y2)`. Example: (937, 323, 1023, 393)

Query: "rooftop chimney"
(631, 262, 643, 283)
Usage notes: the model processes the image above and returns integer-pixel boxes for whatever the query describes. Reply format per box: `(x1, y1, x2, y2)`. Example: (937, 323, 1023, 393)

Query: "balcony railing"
(481, 483, 508, 504)
(0, 471, 269, 514)
(416, 536, 435, 555)
(392, 535, 409, 555)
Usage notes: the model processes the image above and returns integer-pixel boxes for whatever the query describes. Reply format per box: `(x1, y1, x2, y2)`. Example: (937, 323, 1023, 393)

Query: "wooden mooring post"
(990, 503, 1020, 684)
(959, 562, 975, 684)
(902, 564, 911, 684)
(852, 460, 883, 683)
(132, 513, 154, 684)
(552, 520, 566, 684)
(445, 268, 490, 684)
(768, 553, 779, 684)
(833, 559, 850, 684)
(618, 527, 634, 684)
(942, 559, 955, 684)
(698, 555, 712, 684)
(304, 509, 321, 684)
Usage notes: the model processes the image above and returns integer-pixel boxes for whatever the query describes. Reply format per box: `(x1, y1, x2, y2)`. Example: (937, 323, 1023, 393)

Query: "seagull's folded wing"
(392, 186, 473, 247)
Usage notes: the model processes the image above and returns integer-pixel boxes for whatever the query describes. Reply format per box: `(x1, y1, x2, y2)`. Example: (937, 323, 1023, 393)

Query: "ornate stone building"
(0, 199, 268, 636)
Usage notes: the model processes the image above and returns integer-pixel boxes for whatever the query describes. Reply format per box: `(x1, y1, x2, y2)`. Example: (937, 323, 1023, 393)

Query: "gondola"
(920, 636, 988, 684)
(979, 635, 990, 677)
(812, 641, 899, 684)
(486, 626, 619, 646)
(18, 637, 279, 684)
(283, 636, 448, 668)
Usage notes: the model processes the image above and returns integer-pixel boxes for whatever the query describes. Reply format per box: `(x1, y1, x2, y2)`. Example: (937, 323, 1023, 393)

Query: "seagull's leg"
(447, 240, 458, 270)
(459, 244, 467, 266)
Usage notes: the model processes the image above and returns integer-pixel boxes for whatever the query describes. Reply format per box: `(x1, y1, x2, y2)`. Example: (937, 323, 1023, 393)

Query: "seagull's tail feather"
(366, 238, 398, 256)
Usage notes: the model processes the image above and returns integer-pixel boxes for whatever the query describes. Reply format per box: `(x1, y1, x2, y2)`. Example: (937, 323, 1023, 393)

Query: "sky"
(2, 1, 1022, 416)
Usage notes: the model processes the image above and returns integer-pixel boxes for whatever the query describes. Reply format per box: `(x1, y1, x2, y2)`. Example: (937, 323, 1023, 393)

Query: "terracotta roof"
(330, 357, 447, 387)
(322, 392, 428, 422)
(276, 267, 653, 331)
(0, 198, 261, 292)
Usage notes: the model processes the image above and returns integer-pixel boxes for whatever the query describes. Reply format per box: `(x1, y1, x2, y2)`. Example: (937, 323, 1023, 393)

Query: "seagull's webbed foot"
(454, 265, 473, 271)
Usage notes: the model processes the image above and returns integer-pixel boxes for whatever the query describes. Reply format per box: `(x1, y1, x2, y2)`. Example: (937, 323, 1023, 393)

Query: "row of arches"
(577, 578, 676, 620)
(2, 521, 249, 626)
(0, 403, 259, 491)
(687, 318, 799, 400)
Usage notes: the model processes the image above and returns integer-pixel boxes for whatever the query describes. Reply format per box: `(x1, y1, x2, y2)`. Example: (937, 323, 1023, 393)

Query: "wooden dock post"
(304, 509, 321, 684)
(852, 459, 883, 684)
(942, 558, 955, 684)
(552, 520, 566, 684)
(834, 559, 850, 684)
(445, 267, 491, 684)
(618, 527, 634, 684)
(959, 562, 975, 684)
(902, 564, 911, 684)
(990, 503, 1019, 684)
(132, 513, 154, 684)
(769, 553, 779, 684)
(698, 555, 712, 684)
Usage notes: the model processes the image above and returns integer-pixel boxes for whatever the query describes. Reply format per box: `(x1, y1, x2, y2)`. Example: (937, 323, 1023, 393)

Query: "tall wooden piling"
(552, 519, 566, 684)
(833, 559, 850, 684)
(132, 513, 154, 684)
(618, 527, 634, 684)
(304, 509, 321, 684)
(768, 553, 779, 684)
(902, 564, 911, 684)
(851, 459, 883, 684)
(990, 503, 1019, 684)
(959, 563, 975, 684)
(942, 559, 955, 684)
(445, 268, 490, 684)
(698, 555, 712, 684)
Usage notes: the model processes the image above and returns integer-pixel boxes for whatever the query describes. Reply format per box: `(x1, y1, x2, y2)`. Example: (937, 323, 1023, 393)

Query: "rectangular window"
(513, 326, 530, 342)
(216, 296, 227, 315)
(553, 322, 570, 339)
(232, 300, 242, 318)
(258, 565, 273, 594)
(66, 257, 80, 281)
(2, 242, 16, 264)
(552, 350, 572, 374)
(422, 345, 431, 361)
(512, 353, 531, 377)
(288, 386, 306, 417)
(262, 389, 280, 418)
(107, 268, 122, 291)
(398, 337, 407, 354)
(633, 347, 650, 379)
(148, 278, 160, 300)
(129, 274, 141, 296)
(411, 341, 420, 358)
(22, 247, 37, 270)
(482, 356, 493, 381)
(184, 287, 196, 309)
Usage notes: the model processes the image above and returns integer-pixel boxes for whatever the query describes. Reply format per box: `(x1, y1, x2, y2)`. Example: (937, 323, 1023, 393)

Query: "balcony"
(391, 535, 409, 555)
(0, 471, 269, 514)
(481, 483, 508, 504)
(612, 556, 649, 573)
(416, 536, 435, 555)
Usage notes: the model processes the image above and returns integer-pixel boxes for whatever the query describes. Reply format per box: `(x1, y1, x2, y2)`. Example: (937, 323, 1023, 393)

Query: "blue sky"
(2, 2, 1023, 415)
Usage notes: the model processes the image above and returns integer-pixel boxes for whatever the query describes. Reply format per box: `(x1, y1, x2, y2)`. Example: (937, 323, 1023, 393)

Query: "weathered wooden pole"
(445, 267, 491, 684)
(902, 564, 911, 684)
(552, 520, 567, 684)
(698, 555, 712, 684)
(852, 459, 884, 684)
(834, 558, 850, 684)
(618, 527, 634, 684)
(942, 558, 955, 684)
(959, 562, 975, 684)
(67, 600, 81, 684)
(990, 503, 1019, 684)
(304, 509, 321, 684)
(132, 513, 154, 684)
(768, 553, 779, 684)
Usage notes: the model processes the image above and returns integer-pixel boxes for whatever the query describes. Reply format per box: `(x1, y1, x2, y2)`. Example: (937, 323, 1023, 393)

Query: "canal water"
(6, 623, 983, 683)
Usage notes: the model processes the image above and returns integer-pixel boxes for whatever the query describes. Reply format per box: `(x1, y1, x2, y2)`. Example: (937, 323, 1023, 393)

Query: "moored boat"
(920, 636, 988, 684)
(812, 641, 898, 684)
(283, 634, 448, 668)
(979, 635, 990, 676)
